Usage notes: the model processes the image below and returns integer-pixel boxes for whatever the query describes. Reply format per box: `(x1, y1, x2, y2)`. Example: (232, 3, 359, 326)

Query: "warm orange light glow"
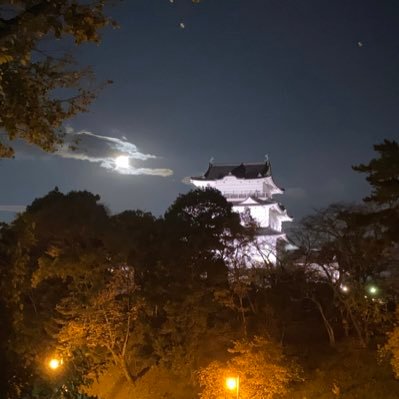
(226, 377, 238, 390)
(48, 358, 61, 370)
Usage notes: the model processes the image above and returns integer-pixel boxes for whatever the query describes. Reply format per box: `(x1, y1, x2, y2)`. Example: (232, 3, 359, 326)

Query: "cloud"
(0, 205, 26, 213)
(55, 127, 173, 177)
(181, 176, 193, 185)
(284, 187, 307, 200)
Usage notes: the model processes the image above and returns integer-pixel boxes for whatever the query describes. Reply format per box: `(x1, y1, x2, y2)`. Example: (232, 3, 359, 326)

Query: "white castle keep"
(190, 159, 292, 264)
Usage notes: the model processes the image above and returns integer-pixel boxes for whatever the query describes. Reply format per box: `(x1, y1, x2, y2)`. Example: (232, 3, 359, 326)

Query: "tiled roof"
(192, 161, 272, 180)
(257, 227, 285, 236)
(231, 196, 275, 205)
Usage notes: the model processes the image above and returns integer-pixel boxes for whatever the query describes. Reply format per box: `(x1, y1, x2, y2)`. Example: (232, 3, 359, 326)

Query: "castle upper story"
(190, 160, 284, 201)
(190, 158, 292, 264)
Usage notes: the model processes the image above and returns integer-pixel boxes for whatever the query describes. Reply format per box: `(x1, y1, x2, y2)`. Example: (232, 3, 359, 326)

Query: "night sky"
(1, 0, 399, 223)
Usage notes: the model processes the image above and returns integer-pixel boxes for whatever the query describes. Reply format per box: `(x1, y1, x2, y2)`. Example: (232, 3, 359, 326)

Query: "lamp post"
(226, 376, 240, 399)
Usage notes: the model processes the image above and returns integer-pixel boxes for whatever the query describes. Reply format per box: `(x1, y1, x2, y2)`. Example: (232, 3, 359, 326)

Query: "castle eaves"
(191, 161, 272, 181)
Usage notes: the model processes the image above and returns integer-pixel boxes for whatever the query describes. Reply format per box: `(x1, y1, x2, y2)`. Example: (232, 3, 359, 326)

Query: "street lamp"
(226, 376, 240, 399)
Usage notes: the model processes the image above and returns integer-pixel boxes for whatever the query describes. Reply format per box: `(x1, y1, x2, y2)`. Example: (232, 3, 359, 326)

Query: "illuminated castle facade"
(190, 159, 292, 264)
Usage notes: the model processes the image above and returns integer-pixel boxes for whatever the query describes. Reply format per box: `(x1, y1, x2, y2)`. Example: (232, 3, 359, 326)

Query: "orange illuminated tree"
(382, 307, 399, 379)
(197, 337, 302, 399)
(56, 265, 151, 386)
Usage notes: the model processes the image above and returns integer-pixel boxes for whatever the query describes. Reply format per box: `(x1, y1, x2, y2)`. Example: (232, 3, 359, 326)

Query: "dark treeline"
(0, 140, 398, 399)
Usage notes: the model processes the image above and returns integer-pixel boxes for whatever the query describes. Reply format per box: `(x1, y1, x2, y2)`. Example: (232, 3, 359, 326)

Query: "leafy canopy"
(0, 0, 203, 157)
(353, 139, 399, 207)
(0, 0, 115, 157)
(353, 139, 399, 240)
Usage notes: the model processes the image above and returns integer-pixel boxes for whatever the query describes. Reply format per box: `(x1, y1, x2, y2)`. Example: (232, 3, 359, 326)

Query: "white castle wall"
(192, 176, 281, 199)
(191, 167, 291, 265)
(233, 204, 271, 228)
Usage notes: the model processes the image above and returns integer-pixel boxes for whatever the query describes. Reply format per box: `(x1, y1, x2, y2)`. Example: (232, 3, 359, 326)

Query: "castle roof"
(192, 161, 271, 181)
(235, 197, 293, 220)
(257, 227, 286, 236)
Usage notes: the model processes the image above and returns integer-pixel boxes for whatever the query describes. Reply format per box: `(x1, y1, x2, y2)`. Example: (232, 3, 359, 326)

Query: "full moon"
(115, 155, 130, 169)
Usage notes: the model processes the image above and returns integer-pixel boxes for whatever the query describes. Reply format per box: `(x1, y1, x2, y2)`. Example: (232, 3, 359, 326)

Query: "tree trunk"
(238, 294, 248, 337)
(121, 357, 135, 386)
(311, 297, 335, 346)
(346, 305, 367, 347)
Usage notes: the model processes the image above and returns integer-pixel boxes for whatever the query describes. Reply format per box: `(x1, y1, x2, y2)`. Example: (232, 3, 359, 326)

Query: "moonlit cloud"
(0, 205, 26, 213)
(181, 176, 193, 185)
(284, 187, 307, 200)
(55, 127, 173, 177)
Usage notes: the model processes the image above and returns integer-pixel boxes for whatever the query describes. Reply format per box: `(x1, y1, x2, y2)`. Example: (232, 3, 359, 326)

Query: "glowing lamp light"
(226, 377, 238, 390)
(225, 376, 240, 398)
(48, 358, 62, 370)
(115, 155, 130, 169)
(368, 285, 378, 295)
(341, 285, 349, 293)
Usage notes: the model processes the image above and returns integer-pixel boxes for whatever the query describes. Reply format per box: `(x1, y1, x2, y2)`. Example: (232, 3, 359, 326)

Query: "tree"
(56, 265, 148, 387)
(163, 188, 244, 285)
(197, 337, 302, 399)
(1, 189, 112, 397)
(353, 140, 399, 207)
(294, 204, 394, 347)
(0, 0, 204, 157)
(0, 222, 14, 398)
(5, 187, 311, 398)
(0, 0, 116, 157)
(353, 139, 399, 241)
(142, 189, 245, 383)
(383, 307, 399, 379)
